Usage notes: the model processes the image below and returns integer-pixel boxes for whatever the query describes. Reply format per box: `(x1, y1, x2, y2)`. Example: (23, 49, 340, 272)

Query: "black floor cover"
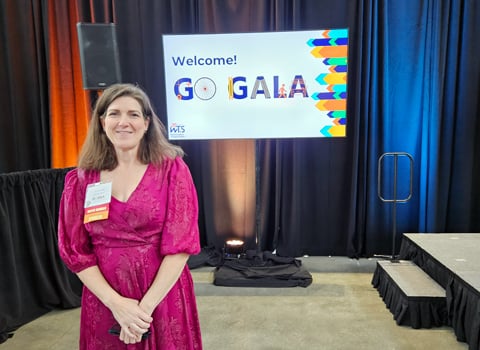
(188, 246, 223, 269)
(213, 251, 313, 287)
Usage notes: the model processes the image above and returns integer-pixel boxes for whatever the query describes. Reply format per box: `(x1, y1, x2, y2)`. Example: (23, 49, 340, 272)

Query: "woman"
(58, 83, 202, 349)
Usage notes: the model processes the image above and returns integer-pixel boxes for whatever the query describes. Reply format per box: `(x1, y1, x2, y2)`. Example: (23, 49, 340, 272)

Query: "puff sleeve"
(159, 157, 201, 256)
(58, 169, 98, 273)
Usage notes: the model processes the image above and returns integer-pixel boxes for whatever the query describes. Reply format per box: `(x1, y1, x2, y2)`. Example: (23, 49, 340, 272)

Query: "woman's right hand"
(108, 295, 152, 342)
(75, 267, 152, 343)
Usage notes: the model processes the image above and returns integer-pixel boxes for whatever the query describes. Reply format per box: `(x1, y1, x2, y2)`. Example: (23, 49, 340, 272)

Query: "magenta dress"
(58, 157, 202, 350)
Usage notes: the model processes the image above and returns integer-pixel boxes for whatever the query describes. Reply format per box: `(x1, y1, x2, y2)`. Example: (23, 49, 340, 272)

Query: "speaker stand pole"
(254, 139, 262, 254)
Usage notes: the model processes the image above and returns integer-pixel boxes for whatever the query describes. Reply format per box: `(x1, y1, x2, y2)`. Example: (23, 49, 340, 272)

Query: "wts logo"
(169, 123, 186, 135)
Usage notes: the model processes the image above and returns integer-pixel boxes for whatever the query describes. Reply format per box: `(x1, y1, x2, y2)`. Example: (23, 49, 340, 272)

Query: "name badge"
(84, 182, 112, 223)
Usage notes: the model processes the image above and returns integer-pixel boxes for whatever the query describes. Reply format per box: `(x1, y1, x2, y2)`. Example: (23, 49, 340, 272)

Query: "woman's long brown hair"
(78, 84, 183, 170)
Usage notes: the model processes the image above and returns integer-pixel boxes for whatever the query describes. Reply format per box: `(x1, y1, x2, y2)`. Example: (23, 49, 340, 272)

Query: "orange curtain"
(48, 0, 91, 168)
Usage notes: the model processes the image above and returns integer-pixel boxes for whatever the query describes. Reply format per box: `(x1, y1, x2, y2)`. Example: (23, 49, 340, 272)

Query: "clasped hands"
(110, 296, 153, 344)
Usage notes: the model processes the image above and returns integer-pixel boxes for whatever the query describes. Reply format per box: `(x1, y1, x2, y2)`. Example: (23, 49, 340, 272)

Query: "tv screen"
(162, 29, 348, 140)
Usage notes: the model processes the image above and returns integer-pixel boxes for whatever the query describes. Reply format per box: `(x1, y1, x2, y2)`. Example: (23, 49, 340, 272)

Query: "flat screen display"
(162, 29, 348, 140)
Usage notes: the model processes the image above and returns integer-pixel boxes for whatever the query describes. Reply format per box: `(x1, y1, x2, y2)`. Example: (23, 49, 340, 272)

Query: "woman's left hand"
(119, 326, 142, 344)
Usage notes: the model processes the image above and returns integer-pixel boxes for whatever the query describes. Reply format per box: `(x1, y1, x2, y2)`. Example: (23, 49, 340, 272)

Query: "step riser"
(372, 260, 449, 329)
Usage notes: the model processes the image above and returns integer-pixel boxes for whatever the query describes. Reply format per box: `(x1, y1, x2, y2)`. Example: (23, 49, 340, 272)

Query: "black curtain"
(107, 0, 480, 257)
(0, 1, 51, 172)
(0, 168, 82, 341)
(1, 0, 479, 257)
(108, 0, 360, 256)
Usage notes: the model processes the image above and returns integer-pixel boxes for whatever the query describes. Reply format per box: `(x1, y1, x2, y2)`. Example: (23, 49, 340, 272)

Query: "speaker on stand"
(76, 23, 121, 90)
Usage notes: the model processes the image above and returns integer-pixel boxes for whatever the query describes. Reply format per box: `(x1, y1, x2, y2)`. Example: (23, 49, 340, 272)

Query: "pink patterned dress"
(58, 157, 202, 350)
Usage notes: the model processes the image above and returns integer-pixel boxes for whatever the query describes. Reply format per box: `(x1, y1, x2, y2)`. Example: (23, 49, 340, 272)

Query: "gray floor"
(1, 257, 468, 349)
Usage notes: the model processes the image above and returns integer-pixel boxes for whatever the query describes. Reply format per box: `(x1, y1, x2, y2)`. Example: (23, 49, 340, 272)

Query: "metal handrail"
(377, 152, 413, 203)
(376, 152, 413, 261)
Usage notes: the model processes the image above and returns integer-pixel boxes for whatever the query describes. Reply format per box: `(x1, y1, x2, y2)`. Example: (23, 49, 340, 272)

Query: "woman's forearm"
(77, 265, 152, 339)
(139, 253, 190, 315)
(77, 265, 122, 308)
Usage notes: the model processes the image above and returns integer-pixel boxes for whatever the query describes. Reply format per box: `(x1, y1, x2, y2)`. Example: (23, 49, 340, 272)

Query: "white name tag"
(84, 182, 112, 223)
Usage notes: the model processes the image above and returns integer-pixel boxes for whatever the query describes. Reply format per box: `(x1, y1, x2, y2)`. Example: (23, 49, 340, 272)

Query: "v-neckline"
(99, 163, 150, 204)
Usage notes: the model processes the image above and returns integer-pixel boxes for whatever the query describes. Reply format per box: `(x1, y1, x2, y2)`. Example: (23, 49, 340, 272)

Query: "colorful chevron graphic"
(316, 73, 347, 85)
(308, 29, 348, 137)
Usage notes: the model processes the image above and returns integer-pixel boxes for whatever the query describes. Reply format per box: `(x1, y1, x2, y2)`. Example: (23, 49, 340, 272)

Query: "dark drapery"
(0, 1, 51, 172)
(0, 168, 82, 341)
(1, 0, 479, 261)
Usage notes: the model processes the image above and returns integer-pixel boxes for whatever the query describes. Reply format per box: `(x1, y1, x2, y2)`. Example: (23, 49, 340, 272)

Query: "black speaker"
(77, 23, 121, 90)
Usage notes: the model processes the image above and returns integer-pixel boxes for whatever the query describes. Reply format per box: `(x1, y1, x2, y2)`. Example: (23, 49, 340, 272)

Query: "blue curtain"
(349, 0, 480, 256)
(264, 0, 480, 257)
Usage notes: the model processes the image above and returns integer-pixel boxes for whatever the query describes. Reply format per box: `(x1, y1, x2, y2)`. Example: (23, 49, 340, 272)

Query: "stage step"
(372, 260, 448, 329)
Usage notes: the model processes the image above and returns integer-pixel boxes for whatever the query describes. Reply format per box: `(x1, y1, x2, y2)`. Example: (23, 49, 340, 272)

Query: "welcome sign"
(162, 29, 348, 140)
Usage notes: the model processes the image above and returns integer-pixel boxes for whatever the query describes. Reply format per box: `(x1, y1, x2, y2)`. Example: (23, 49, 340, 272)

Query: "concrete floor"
(1, 257, 469, 349)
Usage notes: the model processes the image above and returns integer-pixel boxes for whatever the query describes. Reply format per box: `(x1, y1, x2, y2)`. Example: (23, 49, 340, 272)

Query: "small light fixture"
(224, 239, 245, 259)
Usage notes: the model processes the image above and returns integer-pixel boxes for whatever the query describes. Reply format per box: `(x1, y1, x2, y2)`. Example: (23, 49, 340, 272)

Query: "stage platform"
(374, 233, 480, 350)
